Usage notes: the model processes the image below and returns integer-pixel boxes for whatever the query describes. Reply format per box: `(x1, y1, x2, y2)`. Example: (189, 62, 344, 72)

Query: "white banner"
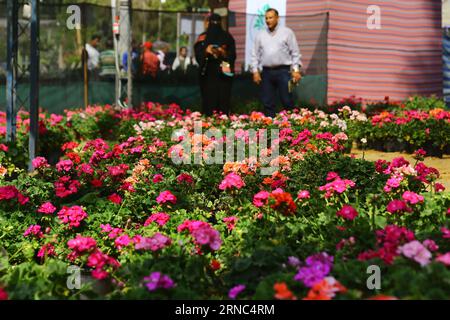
(245, 0, 287, 70)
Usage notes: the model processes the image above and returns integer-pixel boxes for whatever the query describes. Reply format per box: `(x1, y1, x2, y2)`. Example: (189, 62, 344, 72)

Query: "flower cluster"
(219, 172, 245, 191)
(358, 225, 415, 264)
(54, 176, 81, 198)
(144, 212, 170, 227)
(143, 272, 175, 291)
(294, 253, 334, 287)
(178, 220, 222, 251)
(57, 206, 88, 229)
(23, 225, 44, 238)
(135, 233, 172, 251)
(318, 173, 355, 198)
(397, 240, 432, 266)
(156, 191, 177, 205)
(303, 277, 347, 300)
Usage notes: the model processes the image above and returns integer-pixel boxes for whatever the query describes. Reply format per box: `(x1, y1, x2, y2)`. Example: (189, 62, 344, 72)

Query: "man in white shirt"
(251, 8, 303, 117)
(85, 34, 101, 71)
(172, 46, 198, 72)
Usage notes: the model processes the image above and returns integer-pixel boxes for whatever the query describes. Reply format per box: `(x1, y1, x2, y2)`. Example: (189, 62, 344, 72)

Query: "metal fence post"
(29, 0, 40, 171)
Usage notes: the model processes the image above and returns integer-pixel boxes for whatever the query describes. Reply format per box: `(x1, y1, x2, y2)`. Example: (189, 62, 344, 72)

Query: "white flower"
(360, 138, 367, 144)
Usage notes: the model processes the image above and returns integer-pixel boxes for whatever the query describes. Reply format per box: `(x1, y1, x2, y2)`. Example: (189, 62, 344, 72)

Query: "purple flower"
(135, 233, 171, 251)
(287, 256, 301, 268)
(228, 284, 246, 299)
(293, 252, 334, 287)
(143, 272, 175, 291)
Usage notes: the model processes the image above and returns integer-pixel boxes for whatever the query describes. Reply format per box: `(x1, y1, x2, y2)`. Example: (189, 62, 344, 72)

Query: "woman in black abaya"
(194, 13, 236, 116)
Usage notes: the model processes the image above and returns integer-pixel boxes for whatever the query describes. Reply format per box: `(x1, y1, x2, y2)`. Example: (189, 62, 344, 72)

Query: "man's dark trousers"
(260, 66, 294, 118)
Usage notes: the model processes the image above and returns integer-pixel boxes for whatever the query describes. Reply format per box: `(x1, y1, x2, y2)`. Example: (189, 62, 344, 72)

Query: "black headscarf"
(205, 14, 228, 46)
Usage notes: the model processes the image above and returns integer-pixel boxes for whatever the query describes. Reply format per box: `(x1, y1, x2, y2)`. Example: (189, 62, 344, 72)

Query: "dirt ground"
(350, 149, 450, 190)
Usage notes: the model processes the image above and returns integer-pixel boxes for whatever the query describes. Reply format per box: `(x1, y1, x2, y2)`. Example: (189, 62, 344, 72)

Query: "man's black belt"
(262, 65, 290, 70)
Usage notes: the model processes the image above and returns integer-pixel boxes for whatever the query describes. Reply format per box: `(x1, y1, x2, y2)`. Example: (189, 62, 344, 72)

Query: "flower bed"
(347, 107, 450, 157)
(0, 102, 449, 300)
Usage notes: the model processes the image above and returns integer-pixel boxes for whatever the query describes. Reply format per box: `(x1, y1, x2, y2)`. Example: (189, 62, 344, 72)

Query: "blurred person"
(140, 41, 159, 78)
(85, 34, 102, 71)
(154, 41, 171, 72)
(251, 8, 303, 117)
(172, 46, 197, 73)
(122, 39, 140, 75)
(99, 38, 116, 79)
(194, 13, 236, 116)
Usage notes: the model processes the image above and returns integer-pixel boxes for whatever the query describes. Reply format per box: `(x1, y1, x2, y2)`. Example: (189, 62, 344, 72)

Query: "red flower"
(274, 282, 297, 300)
(386, 200, 412, 214)
(269, 188, 297, 215)
(210, 259, 221, 271)
(0, 287, 8, 300)
(337, 205, 358, 221)
(107, 193, 123, 204)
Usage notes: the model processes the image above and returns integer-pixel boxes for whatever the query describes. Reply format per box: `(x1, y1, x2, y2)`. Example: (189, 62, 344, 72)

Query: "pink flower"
(253, 191, 270, 207)
(56, 159, 73, 172)
(68, 235, 97, 253)
(114, 234, 132, 250)
(144, 212, 170, 227)
(37, 202, 57, 215)
(156, 191, 177, 204)
(397, 240, 431, 267)
(143, 272, 175, 291)
(423, 239, 439, 252)
(228, 284, 246, 299)
(23, 225, 43, 238)
(178, 220, 222, 251)
(319, 176, 355, 198)
(413, 148, 426, 160)
(107, 193, 123, 204)
(100, 224, 113, 232)
(57, 206, 88, 229)
(336, 205, 358, 221)
(386, 200, 412, 214)
(223, 216, 238, 231)
(326, 172, 339, 181)
(107, 164, 129, 177)
(135, 233, 171, 251)
(441, 227, 450, 239)
(32, 156, 49, 169)
(87, 249, 120, 279)
(435, 253, 450, 266)
(384, 176, 402, 192)
(37, 243, 56, 260)
(297, 190, 310, 200)
(77, 163, 94, 175)
(219, 172, 245, 191)
(107, 228, 124, 239)
(152, 174, 164, 183)
(402, 191, 424, 205)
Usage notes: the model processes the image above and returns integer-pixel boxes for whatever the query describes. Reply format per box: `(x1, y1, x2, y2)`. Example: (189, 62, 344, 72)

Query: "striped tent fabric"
(228, 0, 443, 104)
(444, 29, 450, 107)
